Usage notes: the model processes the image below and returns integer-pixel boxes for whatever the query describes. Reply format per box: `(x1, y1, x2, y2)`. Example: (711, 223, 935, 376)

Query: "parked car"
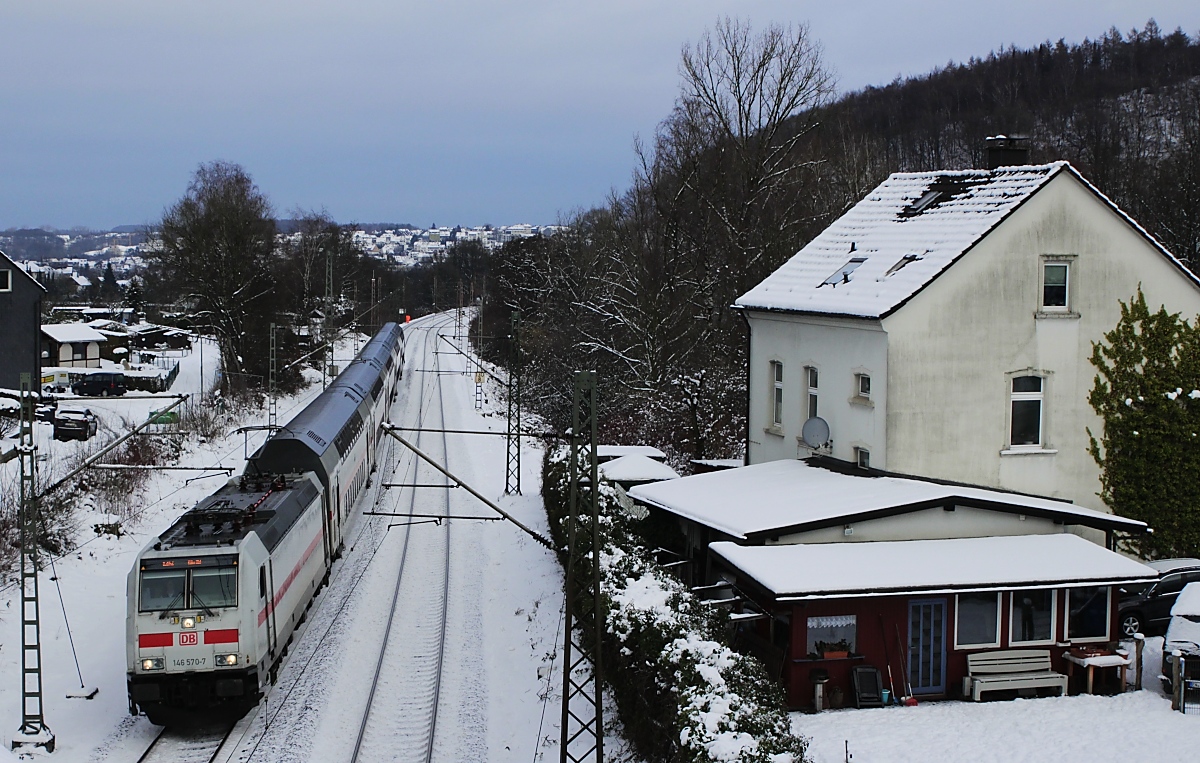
(53, 407, 98, 441)
(72, 372, 126, 397)
(34, 400, 58, 423)
(1161, 582, 1200, 693)
(1118, 558, 1200, 636)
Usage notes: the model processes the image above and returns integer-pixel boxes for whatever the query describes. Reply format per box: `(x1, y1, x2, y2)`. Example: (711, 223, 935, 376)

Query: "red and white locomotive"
(126, 323, 403, 725)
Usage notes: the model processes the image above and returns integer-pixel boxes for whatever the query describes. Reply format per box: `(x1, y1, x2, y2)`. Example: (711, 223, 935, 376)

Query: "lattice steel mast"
(560, 371, 602, 763)
(505, 311, 522, 495)
(14, 373, 54, 753)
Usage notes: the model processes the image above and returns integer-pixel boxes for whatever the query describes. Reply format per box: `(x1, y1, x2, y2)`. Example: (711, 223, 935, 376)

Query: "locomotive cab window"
(191, 566, 238, 609)
(139, 569, 187, 612)
(138, 561, 238, 612)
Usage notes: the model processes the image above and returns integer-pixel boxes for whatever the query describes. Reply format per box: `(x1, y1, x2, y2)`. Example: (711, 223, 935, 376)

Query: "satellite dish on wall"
(801, 417, 831, 450)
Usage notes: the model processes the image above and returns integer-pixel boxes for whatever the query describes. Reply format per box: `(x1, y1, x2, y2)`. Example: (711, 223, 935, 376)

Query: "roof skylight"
(819, 257, 867, 287)
(884, 253, 923, 277)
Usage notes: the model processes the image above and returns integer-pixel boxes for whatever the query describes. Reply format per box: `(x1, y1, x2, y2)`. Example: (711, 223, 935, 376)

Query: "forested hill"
(813, 20, 1200, 267)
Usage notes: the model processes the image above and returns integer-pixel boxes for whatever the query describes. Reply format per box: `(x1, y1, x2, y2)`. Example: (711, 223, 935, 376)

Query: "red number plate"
(179, 632, 198, 646)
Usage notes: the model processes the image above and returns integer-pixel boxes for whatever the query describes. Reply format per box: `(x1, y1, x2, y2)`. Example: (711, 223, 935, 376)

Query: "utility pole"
(324, 248, 334, 387)
(560, 371, 602, 763)
(505, 311, 522, 495)
(14, 373, 54, 753)
(268, 323, 278, 430)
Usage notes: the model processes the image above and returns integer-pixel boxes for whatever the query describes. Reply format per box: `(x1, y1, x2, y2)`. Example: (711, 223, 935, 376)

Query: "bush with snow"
(543, 447, 808, 763)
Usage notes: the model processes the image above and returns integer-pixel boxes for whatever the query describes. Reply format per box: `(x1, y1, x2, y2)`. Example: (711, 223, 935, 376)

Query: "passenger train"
(126, 322, 404, 725)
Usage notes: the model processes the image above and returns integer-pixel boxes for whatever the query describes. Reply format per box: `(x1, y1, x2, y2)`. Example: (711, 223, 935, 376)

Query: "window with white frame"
(1042, 261, 1069, 310)
(770, 361, 784, 428)
(856, 373, 871, 398)
(805, 366, 818, 419)
(1067, 586, 1110, 642)
(1010, 375, 1044, 447)
(0, 269, 11, 292)
(1010, 589, 1056, 645)
(955, 592, 1001, 648)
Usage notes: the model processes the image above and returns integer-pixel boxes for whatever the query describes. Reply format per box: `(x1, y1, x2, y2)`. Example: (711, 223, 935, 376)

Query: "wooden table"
(1063, 649, 1130, 694)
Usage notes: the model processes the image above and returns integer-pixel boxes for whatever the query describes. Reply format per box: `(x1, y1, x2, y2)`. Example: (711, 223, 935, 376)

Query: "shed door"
(908, 598, 946, 695)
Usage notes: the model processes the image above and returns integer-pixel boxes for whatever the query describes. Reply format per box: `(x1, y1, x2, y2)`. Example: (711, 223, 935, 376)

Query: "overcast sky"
(3, 1, 1199, 231)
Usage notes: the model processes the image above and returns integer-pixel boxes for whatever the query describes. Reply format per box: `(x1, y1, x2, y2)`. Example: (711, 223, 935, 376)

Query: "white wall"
(882, 171, 1200, 510)
(746, 312, 888, 466)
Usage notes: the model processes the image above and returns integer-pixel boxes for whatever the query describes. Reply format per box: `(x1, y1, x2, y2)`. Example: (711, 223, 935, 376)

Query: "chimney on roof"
(984, 135, 1031, 169)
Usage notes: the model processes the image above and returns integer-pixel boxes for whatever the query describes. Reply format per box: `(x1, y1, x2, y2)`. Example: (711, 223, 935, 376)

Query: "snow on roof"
(711, 534, 1157, 600)
(627, 459, 1145, 539)
(1172, 583, 1200, 617)
(596, 445, 666, 461)
(598, 454, 680, 483)
(737, 163, 1069, 318)
(40, 323, 107, 344)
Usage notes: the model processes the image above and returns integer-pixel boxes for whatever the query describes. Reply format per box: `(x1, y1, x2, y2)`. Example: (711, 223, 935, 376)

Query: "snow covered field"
(1, 314, 1194, 762)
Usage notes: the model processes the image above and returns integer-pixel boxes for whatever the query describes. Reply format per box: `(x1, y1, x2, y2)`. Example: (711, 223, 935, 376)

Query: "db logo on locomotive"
(179, 632, 199, 646)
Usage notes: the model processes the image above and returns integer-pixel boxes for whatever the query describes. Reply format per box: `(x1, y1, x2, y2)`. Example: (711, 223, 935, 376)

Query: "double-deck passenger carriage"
(126, 323, 403, 725)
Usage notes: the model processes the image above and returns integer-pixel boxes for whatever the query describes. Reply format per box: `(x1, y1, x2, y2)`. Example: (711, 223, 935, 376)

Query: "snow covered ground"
(3, 314, 1192, 762)
(796, 636, 1198, 763)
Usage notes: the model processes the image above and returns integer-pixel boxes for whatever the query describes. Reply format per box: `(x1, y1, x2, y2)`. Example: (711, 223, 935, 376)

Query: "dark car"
(72, 372, 127, 397)
(53, 406, 98, 441)
(1118, 558, 1200, 637)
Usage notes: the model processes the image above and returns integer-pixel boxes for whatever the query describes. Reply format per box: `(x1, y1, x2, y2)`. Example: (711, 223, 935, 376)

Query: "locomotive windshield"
(138, 556, 238, 612)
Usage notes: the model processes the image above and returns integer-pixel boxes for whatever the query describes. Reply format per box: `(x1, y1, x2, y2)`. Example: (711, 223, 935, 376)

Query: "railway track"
(136, 722, 236, 763)
(349, 315, 458, 763)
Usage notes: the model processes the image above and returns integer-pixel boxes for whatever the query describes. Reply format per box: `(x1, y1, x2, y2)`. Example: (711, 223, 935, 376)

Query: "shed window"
(955, 592, 1000, 648)
(1068, 586, 1110, 642)
(806, 615, 856, 657)
(1010, 590, 1056, 645)
(0, 269, 10, 291)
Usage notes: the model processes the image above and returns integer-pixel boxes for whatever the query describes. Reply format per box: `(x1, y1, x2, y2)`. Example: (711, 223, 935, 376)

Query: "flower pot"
(822, 650, 849, 660)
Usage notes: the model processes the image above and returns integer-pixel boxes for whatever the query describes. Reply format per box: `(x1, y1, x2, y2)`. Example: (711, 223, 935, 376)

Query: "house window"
(770, 361, 784, 427)
(855, 447, 870, 469)
(1042, 262, 1069, 309)
(0, 269, 11, 292)
(806, 366, 818, 419)
(1010, 590, 1056, 645)
(856, 373, 871, 398)
(1010, 376, 1043, 447)
(806, 615, 856, 657)
(72, 344, 86, 361)
(955, 592, 1001, 649)
(1068, 586, 1110, 642)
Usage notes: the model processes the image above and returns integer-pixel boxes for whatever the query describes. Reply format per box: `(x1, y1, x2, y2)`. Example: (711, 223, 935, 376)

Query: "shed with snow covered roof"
(627, 458, 1157, 708)
(40, 323, 107, 368)
(735, 160, 1200, 512)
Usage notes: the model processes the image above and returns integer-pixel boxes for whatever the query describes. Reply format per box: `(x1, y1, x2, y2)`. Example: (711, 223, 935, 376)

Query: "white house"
(735, 158, 1200, 511)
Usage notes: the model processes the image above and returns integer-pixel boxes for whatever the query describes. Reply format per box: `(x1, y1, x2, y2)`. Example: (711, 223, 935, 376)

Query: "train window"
(259, 566, 267, 598)
(139, 569, 187, 612)
(191, 566, 238, 609)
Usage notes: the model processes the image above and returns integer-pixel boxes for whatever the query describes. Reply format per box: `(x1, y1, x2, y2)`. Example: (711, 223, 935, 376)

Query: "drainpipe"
(737, 307, 751, 466)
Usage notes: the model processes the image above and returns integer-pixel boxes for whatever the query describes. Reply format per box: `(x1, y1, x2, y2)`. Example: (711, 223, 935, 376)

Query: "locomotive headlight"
(181, 616, 196, 629)
(141, 658, 164, 671)
(215, 653, 239, 667)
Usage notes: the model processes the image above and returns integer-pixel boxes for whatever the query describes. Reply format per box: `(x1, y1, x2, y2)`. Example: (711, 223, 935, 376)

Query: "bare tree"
(150, 161, 277, 395)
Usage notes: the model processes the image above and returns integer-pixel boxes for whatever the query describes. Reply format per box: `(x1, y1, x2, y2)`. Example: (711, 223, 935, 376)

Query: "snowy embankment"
(797, 636, 1197, 763)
